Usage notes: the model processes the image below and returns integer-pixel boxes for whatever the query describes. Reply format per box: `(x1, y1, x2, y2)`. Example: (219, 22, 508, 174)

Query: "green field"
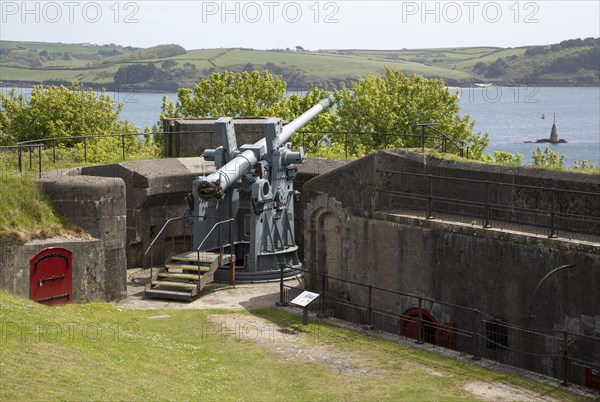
(1, 39, 598, 89)
(0, 290, 587, 401)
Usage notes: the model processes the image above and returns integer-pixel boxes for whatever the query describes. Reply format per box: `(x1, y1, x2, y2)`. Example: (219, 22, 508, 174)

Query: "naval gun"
(189, 95, 335, 281)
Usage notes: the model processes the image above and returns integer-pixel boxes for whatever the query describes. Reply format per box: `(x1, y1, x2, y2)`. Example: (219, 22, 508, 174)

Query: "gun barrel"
(197, 95, 335, 200)
(277, 95, 335, 146)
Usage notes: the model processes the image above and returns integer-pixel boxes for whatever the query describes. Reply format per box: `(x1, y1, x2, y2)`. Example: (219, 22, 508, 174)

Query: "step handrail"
(144, 216, 189, 257)
(144, 214, 206, 286)
(196, 217, 235, 288)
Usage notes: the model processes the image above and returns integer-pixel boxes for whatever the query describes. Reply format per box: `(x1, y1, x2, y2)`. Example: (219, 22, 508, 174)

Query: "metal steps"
(145, 251, 231, 302)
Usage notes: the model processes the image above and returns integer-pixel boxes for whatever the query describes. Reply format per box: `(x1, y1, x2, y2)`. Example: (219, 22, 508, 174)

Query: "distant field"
(1, 40, 598, 88)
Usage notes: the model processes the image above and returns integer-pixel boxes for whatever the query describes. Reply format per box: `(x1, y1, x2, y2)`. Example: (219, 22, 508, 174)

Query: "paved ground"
(116, 268, 298, 310)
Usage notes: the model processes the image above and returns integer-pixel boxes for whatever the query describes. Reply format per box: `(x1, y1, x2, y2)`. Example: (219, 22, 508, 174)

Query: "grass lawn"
(0, 290, 587, 401)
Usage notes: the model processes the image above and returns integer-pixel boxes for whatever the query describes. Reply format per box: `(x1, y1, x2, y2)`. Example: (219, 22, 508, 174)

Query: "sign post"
(290, 291, 320, 325)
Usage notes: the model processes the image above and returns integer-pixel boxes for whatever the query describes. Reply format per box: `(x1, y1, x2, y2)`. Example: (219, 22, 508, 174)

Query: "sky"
(0, 1, 599, 50)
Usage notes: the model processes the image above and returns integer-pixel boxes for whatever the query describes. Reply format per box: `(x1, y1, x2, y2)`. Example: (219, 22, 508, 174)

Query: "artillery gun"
(146, 96, 335, 300)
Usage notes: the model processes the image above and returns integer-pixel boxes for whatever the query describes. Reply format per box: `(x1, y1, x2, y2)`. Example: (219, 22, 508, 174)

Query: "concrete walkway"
(115, 268, 298, 310)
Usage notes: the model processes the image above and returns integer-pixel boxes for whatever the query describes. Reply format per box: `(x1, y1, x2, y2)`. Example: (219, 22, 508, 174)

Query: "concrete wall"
(163, 118, 269, 157)
(374, 150, 600, 233)
(75, 157, 346, 269)
(303, 150, 600, 375)
(0, 237, 107, 303)
(81, 158, 214, 268)
(38, 173, 127, 301)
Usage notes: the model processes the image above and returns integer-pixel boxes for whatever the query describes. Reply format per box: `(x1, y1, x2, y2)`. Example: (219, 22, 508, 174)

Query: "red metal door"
(30, 248, 72, 306)
(584, 367, 600, 390)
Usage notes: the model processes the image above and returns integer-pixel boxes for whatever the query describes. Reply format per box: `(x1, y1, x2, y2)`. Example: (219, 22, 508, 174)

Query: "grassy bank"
(0, 174, 83, 242)
(0, 290, 586, 401)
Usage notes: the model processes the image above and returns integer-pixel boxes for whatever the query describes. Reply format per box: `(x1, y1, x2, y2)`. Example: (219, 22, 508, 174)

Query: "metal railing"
(297, 129, 470, 159)
(195, 217, 235, 286)
(1, 124, 473, 179)
(0, 131, 167, 177)
(144, 215, 195, 285)
(0, 144, 45, 177)
(377, 169, 600, 241)
(143, 215, 236, 288)
(279, 266, 600, 391)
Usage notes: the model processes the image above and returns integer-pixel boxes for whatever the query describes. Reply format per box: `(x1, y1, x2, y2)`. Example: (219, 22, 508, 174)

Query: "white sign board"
(290, 291, 320, 307)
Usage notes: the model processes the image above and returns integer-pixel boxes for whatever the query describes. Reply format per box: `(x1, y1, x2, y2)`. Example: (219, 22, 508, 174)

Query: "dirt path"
(207, 313, 560, 401)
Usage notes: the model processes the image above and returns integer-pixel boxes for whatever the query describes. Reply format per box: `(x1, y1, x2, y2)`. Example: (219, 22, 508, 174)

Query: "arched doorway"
(400, 307, 438, 344)
(400, 307, 457, 350)
(30, 247, 73, 306)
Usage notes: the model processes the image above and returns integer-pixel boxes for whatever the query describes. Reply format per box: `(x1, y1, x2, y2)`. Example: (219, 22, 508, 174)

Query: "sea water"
(2, 85, 599, 166)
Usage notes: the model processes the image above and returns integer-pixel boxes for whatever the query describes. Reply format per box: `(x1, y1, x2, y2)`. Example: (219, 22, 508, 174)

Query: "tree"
(532, 147, 566, 168)
(161, 70, 291, 118)
(161, 68, 489, 158)
(0, 83, 137, 145)
(161, 60, 178, 71)
(334, 67, 488, 158)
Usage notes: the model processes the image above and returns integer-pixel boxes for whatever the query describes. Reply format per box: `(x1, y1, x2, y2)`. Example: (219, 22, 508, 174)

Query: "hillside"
(0, 38, 598, 90)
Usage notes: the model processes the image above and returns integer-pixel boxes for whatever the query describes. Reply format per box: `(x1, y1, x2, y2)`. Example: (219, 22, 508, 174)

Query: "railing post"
(38, 146, 42, 178)
(384, 133, 388, 149)
(549, 188, 558, 238)
(121, 134, 125, 160)
(421, 125, 426, 151)
(471, 310, 482, 360)
(442, 137, 447, 153)
(18, 146, 22, 173)
(416, 296, 424, 344)
(426, 174, 433, 219)
(229, 220, 235, 286)
(561, 331, 570, 386)
(367, 285, 373, 328)
(83, 137, 87, 163)
(320, 273, 326, 316)
(345, 132, 349, 159)
(483, 181, 492, 228)
(29, 146, 32, 170)
(150, 248, 154, 288)
(277, 263, 286, 306)
(52, 140, 56, 163)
